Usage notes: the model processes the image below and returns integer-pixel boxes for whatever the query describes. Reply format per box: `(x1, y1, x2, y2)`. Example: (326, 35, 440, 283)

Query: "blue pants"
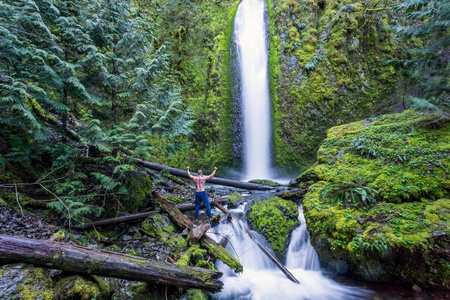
(195, 191, 212, 220)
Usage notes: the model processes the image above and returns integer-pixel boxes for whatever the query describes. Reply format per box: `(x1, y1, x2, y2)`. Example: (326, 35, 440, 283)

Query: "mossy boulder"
(54, 274, 110, 300)
(248, 197, 299, 257)
(302, 111, 450, 289)
(0, 263, 54, 300)
(228, 191, 243, 209)
(123, 171, 153, 212)
(140, 214, 177, 237)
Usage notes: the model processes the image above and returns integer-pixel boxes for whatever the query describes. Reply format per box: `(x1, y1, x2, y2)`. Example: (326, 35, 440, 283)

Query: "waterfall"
(234, 0, 272, 181)
(210, 204, 369, 300)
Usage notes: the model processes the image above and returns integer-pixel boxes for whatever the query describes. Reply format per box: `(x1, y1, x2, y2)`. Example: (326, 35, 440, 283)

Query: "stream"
(201, 187, 448, 300)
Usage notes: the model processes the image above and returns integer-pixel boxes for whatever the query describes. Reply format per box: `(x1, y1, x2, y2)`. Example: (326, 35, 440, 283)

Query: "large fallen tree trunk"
(126, 156, 274, 191)
(0, 234, 223, 292)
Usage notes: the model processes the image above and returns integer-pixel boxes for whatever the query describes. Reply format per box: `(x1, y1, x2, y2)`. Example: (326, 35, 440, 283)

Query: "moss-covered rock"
(123, 171, 153, 212)
(140, 214, 177, 237)
(268, 0, 405, 172)
(54, 274, 108, 300)
(0, 263, 54, 300)
(228, 191, 243, 209)
(302, 111, 450, 289)
(248, 197, 299, 256)
(185, 289, 207, 300)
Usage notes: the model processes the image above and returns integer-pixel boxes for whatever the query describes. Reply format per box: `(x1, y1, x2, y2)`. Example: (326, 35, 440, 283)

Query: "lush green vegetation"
(249, 197, 299, 256)
(0, 0, 448, 294)
(300, 110, 449, 288)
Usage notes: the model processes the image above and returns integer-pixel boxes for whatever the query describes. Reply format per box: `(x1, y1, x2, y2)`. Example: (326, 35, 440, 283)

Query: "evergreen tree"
(389, 0, 449, 115)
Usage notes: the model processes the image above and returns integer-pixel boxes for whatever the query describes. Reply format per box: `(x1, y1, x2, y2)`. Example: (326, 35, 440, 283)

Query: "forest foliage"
(0, 0, 448, 223)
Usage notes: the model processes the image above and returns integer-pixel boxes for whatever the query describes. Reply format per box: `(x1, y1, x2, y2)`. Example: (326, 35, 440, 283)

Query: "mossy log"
(200, 235, 243, 273)
(127, 156, 274, 191)
(0, 234, 223, 292)
(153, 191, 192, 229)
(154, 191, 243, 273)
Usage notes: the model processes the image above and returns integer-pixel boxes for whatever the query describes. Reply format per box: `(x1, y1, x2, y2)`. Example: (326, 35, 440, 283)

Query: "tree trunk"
(128, 156, 274, 191)
(0, 234, 223, 292)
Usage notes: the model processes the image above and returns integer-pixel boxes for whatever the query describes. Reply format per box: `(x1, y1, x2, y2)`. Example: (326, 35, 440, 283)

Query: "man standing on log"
(187, 167, 217, 222)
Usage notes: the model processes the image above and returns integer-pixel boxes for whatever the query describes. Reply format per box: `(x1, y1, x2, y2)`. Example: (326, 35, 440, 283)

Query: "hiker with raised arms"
(187, 167, 217, 222)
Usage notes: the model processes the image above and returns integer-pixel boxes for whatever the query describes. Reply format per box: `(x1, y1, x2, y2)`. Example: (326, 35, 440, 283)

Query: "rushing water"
(210, 204, 370, 300)
(234, 0, 272, 181)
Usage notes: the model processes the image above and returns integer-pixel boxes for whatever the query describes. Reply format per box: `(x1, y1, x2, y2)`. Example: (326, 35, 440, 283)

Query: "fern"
(320, 179, 378, 209)
(305, 56, 323, 73)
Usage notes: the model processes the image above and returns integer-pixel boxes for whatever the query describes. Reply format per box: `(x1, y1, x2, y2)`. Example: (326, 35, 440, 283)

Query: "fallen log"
(187, 223, 210, 246)
(201, 235, 243, 273)
(153, 191, 192, 229)
(210, 202, 300, 284)
(153, 191, 243, 273)
(77, 198, 228, 229)
(0, 234, 223, 292)
(126, 156, 274, 191)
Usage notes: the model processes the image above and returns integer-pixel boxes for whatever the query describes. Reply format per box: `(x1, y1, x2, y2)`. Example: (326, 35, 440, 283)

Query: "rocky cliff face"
(268, 0, 403, 172)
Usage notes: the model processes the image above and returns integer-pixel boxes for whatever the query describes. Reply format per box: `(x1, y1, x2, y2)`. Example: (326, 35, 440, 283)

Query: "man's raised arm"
(187, 167, 195, 180)
(204, 167, 217, 180)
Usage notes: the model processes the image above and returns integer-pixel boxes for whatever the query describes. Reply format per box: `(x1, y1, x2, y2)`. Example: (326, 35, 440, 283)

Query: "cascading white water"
(234, 0, 272, 181)
(210, 205, 369, 300)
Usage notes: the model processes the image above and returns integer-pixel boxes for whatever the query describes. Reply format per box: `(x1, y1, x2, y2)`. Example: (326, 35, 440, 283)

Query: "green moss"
(268, 0, 402, 172)
(249, 197, 299, 256)
(185, 289, 207, 300)
(123, 171, 153, 213)
(140, 214, 177, 237)
(302, 111, 450, 288)
(160, 233, 188, 252)
(228, 191, 243, 208)
(201, 240, 243, 273)
(54, 275, 105, 300)
(29, 97, 58, 123)
(49, 230, 65, 242)
(0, 197, 6, 205)
(162, 194, 186, 205)
(0, 264, 54, 300)
(249, 179, 278, 187)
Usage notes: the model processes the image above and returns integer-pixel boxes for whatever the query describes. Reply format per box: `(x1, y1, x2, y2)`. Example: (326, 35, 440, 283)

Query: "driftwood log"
(126, 155, 274, 191)
(0, 234, 223, 291)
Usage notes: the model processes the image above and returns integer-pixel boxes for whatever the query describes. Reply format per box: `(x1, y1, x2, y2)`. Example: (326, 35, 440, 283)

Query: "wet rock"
(0, 263, 54, 299)
(122, 234, 133, 241)
(140, 214, 176, 237)
(228, 191, 243, 209)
